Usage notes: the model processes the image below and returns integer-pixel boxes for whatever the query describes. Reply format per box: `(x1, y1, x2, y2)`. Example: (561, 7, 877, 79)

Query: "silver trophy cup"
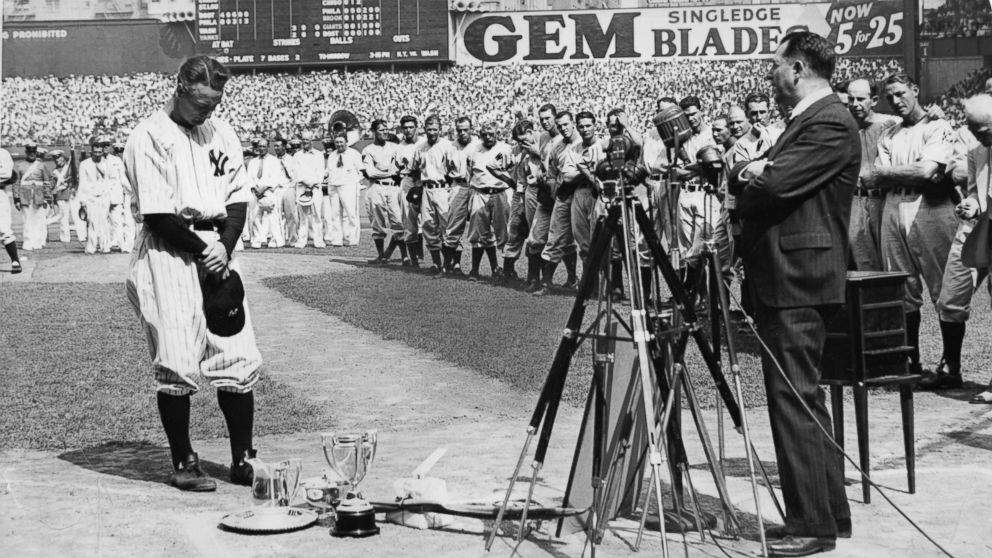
(321, 430, 377, 500)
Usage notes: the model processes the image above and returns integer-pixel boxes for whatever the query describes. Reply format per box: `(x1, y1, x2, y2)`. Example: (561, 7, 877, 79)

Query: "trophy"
(248, 457, 302, 507)
(321, 431, 380, 537)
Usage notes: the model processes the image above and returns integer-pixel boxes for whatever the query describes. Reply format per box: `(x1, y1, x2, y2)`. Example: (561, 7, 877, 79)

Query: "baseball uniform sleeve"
(920, 120, 954, 166)
(0, 149, 13, 183)
(125, 129, 177, 215)
(219, 122, 251, 205)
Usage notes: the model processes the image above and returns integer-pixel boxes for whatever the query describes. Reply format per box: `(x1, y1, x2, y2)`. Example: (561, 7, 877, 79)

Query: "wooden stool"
(821, 271, 917, 503)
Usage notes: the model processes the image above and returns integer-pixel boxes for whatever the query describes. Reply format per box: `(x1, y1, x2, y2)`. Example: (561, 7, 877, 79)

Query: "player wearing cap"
(49, 149, 77, 244)
(104, 137, 135, 253)
(14, 141, 54, 251)
(0, 147, 22, 273)
(292, 133, 326, 248)
(124, 56, 262, 492)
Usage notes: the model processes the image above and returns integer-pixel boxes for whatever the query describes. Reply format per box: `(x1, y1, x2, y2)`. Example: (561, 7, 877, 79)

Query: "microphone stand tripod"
(485, 158, 767, 558)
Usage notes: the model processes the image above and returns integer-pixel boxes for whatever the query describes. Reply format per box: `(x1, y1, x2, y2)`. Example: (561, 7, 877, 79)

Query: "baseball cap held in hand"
(202, 270, 246, 337)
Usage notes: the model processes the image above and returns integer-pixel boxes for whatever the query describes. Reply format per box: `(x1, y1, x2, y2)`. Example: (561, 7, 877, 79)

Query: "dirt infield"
(3, 248, 992, 557)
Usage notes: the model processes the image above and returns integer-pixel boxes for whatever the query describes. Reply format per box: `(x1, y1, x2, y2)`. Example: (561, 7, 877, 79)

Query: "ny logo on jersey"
(209, 149, 230, 177)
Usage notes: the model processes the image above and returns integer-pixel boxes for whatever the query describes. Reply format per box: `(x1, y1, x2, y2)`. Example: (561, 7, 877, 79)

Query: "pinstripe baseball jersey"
(124, 105, 251, 224)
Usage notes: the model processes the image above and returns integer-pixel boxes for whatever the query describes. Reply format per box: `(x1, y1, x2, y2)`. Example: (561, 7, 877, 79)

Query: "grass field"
(264, 267, 772, 411)
(0, 283, 332, 450)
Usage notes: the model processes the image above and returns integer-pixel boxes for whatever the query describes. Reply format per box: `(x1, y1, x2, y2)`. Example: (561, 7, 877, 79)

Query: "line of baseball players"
(0, 136, 135, 259)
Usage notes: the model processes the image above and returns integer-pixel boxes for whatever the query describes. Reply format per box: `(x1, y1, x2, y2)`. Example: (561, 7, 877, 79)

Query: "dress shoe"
(230, 449, 257, 486)
(917, 360, 962, 391)
(768, 535, 836, 557)
(766, 518, 850, 540)
(171, 453, 217, 492)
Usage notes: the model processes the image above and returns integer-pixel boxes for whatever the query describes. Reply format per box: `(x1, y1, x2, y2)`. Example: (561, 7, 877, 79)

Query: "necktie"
(257, 158, 264, 179)
(337, 153, 344, 168)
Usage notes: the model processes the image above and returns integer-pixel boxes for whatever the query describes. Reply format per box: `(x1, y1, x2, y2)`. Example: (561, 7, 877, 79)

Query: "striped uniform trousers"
(126, 227, 262, 396)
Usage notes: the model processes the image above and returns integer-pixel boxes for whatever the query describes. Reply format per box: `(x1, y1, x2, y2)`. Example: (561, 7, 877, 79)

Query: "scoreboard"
(195, 0, 449, 66)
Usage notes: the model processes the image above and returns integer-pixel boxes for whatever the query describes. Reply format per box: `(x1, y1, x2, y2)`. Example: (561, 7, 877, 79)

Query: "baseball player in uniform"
(572, 111, 607, 268)
(324, 134, 363, 246)
(14, 141, 54, 251)
(104, 137, 135, 252)
(676, 96, 719, 275)
(396, 115, 423, 266)
(124, 56, 262, 491)
(49, 149, 77, 244)
(413, 115, 452, 272)
(537, 111, 583, 295)
(928, 110, 984, 389)
(502, 119, 542, 282)
(246, 139, 287, 248)
(867, 73, 957, 379)
(846, 79, 901, 271)
(77, 138, 118, 254)
(523, 104, 560, 292)
(440, 117, 479, 275)
(0, 147, 22, 273)
(363, 119, 407, 264)
(292, 133, 326, 248)
(464, 122, 513, 280)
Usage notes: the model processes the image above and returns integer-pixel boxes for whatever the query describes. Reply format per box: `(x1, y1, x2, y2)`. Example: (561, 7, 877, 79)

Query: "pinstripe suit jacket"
(730, 94, 860, 308)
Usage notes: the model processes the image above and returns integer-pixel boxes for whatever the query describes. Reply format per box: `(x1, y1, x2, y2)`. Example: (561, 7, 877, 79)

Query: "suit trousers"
(84, 197, 112, 254)
(849, 195, 884, 271)
(324, 182, 361, 246)
(280, 187, 299, 245)
(295, 190, 326, 248)
(22, 204, 48, 250)
(755, 302, 850, 537)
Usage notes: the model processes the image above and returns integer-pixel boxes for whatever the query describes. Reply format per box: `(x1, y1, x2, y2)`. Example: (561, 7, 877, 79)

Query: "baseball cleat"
(171, 453, 217, 492)
(230, 449, 257, 486)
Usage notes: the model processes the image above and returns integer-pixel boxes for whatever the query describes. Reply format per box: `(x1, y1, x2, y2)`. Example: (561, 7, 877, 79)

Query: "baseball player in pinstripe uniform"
(464, 122, 513, 280)
(536, 111, 583, 295)
(867, 73, 957, 381)
(124, 56, 262, 492)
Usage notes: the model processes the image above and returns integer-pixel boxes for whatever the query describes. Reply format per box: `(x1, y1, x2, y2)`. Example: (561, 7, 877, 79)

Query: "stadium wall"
(1, 19, 197, 78)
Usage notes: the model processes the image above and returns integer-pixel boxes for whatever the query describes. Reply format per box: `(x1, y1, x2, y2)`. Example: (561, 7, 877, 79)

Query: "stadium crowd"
(2, 57, 905, 147)
(921, 0, 992, 38)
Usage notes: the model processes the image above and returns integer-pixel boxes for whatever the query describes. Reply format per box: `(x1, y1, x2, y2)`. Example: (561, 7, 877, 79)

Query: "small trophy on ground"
(321, 430, 380, 537)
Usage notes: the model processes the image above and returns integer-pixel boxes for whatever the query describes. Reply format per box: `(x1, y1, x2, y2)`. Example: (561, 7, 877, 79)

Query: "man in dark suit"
(730, 31, 859, 557)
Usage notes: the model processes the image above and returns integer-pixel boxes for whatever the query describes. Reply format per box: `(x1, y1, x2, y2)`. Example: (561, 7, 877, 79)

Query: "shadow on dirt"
(58, 440, 229, 484)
